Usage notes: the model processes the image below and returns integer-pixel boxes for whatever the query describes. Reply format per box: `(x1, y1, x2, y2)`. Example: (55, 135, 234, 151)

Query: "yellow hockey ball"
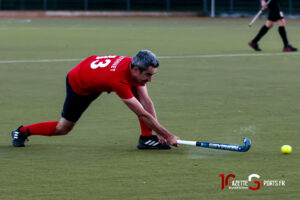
(281, 145, 292, 154)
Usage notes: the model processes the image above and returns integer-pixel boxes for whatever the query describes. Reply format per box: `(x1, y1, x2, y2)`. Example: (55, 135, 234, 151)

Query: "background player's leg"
(278, 26, 289, 47)
(249, 21, 272, 51)
(252, 25, 270, 43)
(277, 19, 297, 51)
(253, 21, 273, 43)
(278, 19, 289, 47)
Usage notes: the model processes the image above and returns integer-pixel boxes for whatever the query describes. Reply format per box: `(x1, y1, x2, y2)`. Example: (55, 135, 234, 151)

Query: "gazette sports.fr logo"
(219, 174, 286, 191)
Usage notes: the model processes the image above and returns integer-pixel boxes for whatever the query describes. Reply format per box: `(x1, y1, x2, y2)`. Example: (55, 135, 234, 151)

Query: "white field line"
(0, 58, 83, 64)
(158, 52, 300, 59)
(0, 52, 299, 64)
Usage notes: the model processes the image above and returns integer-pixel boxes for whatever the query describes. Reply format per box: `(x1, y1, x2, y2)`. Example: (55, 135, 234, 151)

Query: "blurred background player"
(248, 0, 297, 52)
(11, 50, 179, 149)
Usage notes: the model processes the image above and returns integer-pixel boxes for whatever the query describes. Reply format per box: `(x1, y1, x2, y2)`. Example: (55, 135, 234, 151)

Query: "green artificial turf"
(0, 17, 299, 200)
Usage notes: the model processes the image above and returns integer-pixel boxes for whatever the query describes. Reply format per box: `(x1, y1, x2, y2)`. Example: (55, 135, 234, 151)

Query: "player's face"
(133, 66, 157, 85)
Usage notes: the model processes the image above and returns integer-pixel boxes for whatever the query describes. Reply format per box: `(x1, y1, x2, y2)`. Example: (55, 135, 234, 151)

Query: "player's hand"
(166, 135, 180, 147)
(157, 134, 167, 144)
(262, 1, 267, 10)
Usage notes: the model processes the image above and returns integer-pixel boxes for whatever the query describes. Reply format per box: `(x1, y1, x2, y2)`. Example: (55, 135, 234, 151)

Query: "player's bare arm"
(135, 85, 169, 143)
(135, 86, 157, 119)
(123, 97, 179, 146)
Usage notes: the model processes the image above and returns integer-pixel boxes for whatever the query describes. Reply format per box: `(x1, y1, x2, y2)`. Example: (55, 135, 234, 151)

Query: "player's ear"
(130, 66, 139, 77)
(132, 66, 141, 73)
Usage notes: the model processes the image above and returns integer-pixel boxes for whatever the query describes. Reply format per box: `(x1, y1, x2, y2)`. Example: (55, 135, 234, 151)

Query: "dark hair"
(131, 50, 159, 71)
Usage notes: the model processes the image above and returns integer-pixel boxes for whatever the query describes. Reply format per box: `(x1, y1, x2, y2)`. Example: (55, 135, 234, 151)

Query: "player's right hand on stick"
(166, 135, 180, 147)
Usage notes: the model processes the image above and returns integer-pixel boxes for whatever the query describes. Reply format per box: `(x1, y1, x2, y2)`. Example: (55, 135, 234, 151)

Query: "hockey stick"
(177, 137, 251, 152)
(248, 0, 272, 27)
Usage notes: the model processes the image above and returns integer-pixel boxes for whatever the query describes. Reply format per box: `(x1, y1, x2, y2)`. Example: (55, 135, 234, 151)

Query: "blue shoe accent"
(11, 126, 28, 147)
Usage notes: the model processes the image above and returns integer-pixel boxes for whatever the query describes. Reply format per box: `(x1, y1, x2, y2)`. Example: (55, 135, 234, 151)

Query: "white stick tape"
(177, 140, 197, 146)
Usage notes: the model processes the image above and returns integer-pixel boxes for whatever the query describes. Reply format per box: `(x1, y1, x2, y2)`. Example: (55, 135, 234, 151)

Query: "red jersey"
(68, 55, 144, 99)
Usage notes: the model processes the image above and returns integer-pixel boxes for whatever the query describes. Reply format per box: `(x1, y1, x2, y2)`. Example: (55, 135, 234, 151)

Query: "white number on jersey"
(90, 56, 116, 69)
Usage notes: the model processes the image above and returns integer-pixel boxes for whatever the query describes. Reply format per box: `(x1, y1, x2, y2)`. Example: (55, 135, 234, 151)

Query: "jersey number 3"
(90, 56, 116, 69)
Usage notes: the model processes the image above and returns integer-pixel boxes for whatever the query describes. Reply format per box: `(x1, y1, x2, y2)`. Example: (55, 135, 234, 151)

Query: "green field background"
(0, 18, 299, 199)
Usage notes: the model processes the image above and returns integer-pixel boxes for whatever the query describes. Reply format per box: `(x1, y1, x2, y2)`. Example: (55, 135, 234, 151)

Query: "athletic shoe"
(11, 126, 29, 147)
(248, 41, 261, 51)
(283, 44, 298, 52)
(137, 135, 171, 150)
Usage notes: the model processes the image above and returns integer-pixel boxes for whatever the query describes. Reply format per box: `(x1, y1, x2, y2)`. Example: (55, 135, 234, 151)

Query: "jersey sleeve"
(112, 82, 134, 99)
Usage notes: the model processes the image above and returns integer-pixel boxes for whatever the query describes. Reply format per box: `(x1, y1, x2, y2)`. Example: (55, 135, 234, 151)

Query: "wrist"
(165, 134, 174, 141)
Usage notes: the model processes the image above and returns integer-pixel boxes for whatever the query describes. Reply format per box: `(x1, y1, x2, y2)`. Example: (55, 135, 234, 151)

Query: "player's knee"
(278, 19, 286, 26)
(54, 117, 75, 135)
(265, 21, 273, 28)
(55, 125, 73, 135)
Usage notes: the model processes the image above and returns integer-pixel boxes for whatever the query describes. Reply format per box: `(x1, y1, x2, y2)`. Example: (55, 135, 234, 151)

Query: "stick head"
(240, 137, 251, 152)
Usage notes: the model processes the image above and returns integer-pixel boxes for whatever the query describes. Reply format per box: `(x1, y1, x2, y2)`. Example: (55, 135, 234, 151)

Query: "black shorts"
(61, 76, 101, 122)
(268, 6, 284, 21)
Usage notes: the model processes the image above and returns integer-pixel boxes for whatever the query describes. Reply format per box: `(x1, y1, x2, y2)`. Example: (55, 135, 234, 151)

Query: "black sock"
(252, 25, 269, 43)
(278, 26, 289, 47)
